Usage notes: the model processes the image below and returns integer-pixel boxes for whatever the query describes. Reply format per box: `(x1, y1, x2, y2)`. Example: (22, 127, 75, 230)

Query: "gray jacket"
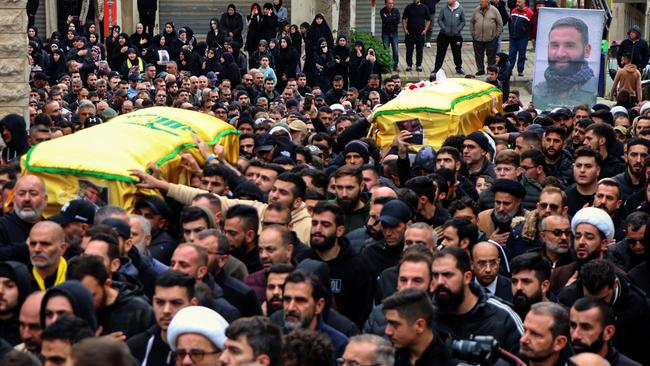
(438, 2, 465, 36)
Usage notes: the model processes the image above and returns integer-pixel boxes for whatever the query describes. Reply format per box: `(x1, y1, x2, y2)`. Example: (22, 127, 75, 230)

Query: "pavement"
(383, 41, 536, 103)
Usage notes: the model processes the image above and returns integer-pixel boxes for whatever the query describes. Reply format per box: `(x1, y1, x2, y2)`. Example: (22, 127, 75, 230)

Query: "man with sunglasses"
(507, 186, 568, 259)
(606, 211, 648, 272)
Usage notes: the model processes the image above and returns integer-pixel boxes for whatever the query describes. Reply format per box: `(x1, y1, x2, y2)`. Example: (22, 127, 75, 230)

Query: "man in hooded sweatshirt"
(0, 114, 30, 165)
(617, 25, 650, 72)
(610, 53, 642, 103)
(0, 261, 34, 345)
(39, 280, 98, 332)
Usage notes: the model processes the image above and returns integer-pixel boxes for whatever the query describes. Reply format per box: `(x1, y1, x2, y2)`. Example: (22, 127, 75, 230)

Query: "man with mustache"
(0, 261, 34, 345)
(305, 202, 372, 329)
(549, 207, 613, 295)
(477, 178, 527, 245)
(0, 175, 47, 261)
(612, 138, 649, 202)
(346, 196, 395, 254)
(538, 215, 573, 270)
(281, 270, 349, 357)
(558, 260, 650, 366)
(583, 123, 626, 179)
(592, 179, 624, 241)
(533, 17, 599, 110)
(518, 302, 572, 366)
(542, 126, 574, 186)
(507, 186, 569, 259)
(569, 297, 640, 366)
(332, 165, 369, 233)
(510, 253, 552, 319)
(263, 263, 292, 316)
(431, 247, 523, 351)
(128, 270, 199, 366)
(27, 221, 68, 291)
(606, 212, 648, 272)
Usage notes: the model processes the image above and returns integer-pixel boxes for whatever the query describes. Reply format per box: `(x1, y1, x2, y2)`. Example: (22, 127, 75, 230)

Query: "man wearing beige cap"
(289, 120, 308, 145)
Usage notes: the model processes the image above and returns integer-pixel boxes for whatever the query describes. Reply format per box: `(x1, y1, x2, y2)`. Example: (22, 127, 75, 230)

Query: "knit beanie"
(343, 140, 370, 163)
(465, 131, 491, 152)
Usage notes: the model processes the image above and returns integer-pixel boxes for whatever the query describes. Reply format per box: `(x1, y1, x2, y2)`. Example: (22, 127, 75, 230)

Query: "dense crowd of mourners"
(2, 1, 650, 365)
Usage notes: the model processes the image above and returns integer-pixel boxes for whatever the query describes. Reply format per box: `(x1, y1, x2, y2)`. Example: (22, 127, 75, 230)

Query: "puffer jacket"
(470, 5, 503, 42)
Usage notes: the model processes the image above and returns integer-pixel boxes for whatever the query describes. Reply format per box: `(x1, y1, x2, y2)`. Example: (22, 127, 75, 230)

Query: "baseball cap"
(379, 200, 411, 227)
(49, 199, 97, 225)
(289, 120, 307, 133)
(102, 218, 131, 239)
(551, 107, 572, 119)
(135, 195, 172, 218)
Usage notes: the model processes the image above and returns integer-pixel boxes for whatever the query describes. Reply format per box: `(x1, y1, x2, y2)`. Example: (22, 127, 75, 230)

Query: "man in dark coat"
(617, 25, 650, 71)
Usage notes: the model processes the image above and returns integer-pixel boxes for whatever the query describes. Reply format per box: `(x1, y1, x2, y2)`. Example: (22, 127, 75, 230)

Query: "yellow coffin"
(369, 78, 502, 150)
(22, 107, 240, 216)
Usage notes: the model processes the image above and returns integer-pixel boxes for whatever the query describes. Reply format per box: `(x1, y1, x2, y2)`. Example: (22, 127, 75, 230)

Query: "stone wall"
(0, 0, 29, 121)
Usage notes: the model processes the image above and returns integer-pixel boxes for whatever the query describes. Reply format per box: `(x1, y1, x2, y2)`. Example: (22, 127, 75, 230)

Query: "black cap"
(232, 180, 264, 202)
(135, 195, 171, 218)
(516, 111, 533, 123)
(551, 107, 572, 119)
(254, 134, 274, 154)
(491, 179, 526, 199)
(33, 72, 48, 81)
(113, 89, 128, 97)
(49, 199, 97, 225)
(127, 47, 137, 54)
(108, 71, 121, 79)
(380, 200, 411, 227)
(57, 74, 71, 82)
(102, 218, 131, 239)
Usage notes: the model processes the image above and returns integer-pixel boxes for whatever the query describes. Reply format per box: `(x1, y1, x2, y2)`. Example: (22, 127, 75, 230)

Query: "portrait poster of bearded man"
(532, 9, 604, 110)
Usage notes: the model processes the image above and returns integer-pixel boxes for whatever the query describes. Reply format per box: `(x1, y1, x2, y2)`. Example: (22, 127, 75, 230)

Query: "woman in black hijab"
(276, 36, 299, 91)
(220, 4, 244, 45)
(332, 35, 351, 88)
(304, 14, 333, 85)
(220, 52, 241, 87)
(246, 3, 262, 57)
(313, 37, 335, 92)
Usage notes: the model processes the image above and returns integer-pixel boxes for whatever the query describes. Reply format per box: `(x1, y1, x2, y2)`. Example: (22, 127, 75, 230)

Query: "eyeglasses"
(544, 229, 572, 238)
(336, 359, 381, 366)
(475, 259, 499, 269)
(174, 349, 220, 362)
(538, 202, 560, 211)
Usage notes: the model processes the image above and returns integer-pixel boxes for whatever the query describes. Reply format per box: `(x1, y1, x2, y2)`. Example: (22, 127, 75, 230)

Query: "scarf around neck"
(33, 258, 67, 290)
(543, 60, 594, 90)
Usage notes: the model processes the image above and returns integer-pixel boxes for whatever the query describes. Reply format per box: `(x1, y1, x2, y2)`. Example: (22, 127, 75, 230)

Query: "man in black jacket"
(402, 0, 431, 72)
(306, 201, 373, 328)
(569, 297, 641, 366)
(67, 255, 155, 339)
(127, 270, 199, 366)
(135, 195, 177, 265)
(617, 25, 650, 71)
(557, 259, 650, 366)
(195, 229, 262, 317)
(0, 175, 47, 263)
(381, 0, 401, 71)
(431, 247, 523, 351)
(137, 0, 157, 35)
(384, 288, 456, 366)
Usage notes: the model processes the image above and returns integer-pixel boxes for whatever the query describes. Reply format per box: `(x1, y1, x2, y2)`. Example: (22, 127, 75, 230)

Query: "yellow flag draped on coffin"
(21, 107, 240, 216)
(369, 78, 502, 151)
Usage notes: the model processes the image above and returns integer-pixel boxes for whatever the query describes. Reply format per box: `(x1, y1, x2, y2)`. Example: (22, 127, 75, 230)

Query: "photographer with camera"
(431, 247, 523, 352)
(383, 288, 457, 366)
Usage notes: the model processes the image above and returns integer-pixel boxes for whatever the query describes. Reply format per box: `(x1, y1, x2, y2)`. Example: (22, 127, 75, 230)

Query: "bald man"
(27, 222, 67, 290)
(15, 291, 44, 355)
(569, 353, 611, 366)
(471, 242, 512, 301)
(0, 175, 48, 261)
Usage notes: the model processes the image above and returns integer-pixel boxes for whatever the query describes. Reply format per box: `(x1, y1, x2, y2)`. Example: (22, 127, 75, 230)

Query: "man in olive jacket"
(470, 0, 503, 75)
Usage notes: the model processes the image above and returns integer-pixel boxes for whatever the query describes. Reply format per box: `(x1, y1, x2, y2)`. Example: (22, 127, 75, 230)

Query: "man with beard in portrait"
(510, 252, 553, 319)
(533, 17, 598, 109)
(431, 247, 523, 351)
